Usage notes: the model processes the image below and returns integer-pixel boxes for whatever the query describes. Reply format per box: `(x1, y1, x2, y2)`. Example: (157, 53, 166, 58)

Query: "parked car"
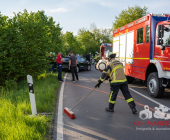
(62, 56, 91, 72)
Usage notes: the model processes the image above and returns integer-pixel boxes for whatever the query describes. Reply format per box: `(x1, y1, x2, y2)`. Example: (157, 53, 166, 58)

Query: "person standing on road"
(69, 51, 79, 82)
(95, 53, 137, 114)
(56, 52, 63, 82)
(85, 53, 91, 62)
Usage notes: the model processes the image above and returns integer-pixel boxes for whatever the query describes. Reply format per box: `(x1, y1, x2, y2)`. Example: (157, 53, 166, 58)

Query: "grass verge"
(0, 73, 60, 140)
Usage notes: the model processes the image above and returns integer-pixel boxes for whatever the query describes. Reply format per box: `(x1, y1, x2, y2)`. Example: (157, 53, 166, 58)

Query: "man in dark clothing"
(69, 51, 79, 82)
(95, 53, 137, 114)
(86, 53, 91, 62)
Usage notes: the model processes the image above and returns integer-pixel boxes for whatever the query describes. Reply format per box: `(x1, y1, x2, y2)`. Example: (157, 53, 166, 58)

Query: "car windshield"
(105, 46, 112, 52)
(81, 58, 85, 61)
(163, 25, 170, 47)
(104, 47, 112, 55)
(77, 56, 85, 61)
(62, 57, 69, 61)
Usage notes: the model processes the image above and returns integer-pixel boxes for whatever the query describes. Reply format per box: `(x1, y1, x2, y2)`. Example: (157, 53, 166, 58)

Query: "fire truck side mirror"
(157, 25, 164, 38)
(157, 38, 164, 45)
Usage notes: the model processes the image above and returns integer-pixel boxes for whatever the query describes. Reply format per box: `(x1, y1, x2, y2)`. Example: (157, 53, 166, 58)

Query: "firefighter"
(94, 52, 100, 64)
(94, 53, 137, 114)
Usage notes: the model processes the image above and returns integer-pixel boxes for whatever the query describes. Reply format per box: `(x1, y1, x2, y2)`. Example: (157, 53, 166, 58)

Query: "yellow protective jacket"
(100, 58, 127, 84)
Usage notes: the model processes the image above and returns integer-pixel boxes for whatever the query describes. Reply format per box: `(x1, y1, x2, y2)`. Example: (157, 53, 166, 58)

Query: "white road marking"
(129, 87, 170, 110)
(57, 73, 67, 140)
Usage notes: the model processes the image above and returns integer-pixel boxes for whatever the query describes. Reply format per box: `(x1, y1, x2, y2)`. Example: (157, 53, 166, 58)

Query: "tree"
(0, 10, 62, 85)
(113, 5, 148, 29)
(78, 28, 97, 55)
(61, 31, 83, 55)
(90, 23, 112, 44)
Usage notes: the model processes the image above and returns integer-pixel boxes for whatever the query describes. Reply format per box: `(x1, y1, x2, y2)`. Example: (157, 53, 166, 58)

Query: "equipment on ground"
(64, 88, 96, 119)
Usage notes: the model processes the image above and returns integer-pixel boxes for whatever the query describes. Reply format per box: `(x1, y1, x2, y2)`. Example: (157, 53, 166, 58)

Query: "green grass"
(0, 73, 61, 140)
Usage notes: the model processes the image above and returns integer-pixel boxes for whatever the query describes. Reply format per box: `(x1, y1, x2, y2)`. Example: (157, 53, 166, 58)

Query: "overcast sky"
(0, 0, 170, 35)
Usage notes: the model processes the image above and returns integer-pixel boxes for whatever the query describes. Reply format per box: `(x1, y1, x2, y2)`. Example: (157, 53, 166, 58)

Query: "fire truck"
(112, 13, 170, 98)
(100, 43, 113, 58)
(95, 43, 112, 71)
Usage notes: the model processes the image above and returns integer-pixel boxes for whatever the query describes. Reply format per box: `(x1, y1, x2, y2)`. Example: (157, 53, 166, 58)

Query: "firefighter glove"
(95, 80, 102, 88)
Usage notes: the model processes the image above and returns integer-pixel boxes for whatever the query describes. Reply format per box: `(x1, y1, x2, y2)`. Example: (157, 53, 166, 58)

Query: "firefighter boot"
(128, 102, 137, 114)
(132, 107, 137, 114)
(105, 108, 114, 112)
(105, 103, 114, 112)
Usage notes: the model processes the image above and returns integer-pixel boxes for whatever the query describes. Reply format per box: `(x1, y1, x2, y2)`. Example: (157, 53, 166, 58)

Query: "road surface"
(54, 66, 170, 140)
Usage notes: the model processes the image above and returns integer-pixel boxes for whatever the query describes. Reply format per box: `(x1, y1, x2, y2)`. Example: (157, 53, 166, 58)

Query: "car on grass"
(62, 56, 91, 72)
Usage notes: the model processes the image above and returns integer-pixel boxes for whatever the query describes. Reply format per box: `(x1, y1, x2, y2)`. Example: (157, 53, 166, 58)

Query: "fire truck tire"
(98, 62, 106, 71)
(147, 72, 165, 98)
(126, 76, 134, 83)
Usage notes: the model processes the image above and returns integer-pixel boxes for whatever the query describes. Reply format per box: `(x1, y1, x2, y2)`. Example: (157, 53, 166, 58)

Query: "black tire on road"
(87, 65, 91, 71)
(147, 72, 165, 98)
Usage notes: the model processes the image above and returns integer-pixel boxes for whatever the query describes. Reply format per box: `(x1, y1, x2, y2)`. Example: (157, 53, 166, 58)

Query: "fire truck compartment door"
(126, 31, 134, 64)
(113, 36, 119, 58)
(119, 34, 126, 66)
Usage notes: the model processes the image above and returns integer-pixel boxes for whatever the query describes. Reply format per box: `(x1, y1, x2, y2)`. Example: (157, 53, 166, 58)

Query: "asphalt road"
(54, 66, 170, 140)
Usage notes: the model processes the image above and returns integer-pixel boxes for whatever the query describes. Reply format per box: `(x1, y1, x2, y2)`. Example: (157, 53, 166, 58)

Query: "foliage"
(77, 23, 112, 55)
(113, 5, 148, 29)
(0, 73, 60, 139)
(0, 10, 62, 85)
(77, 28, 97, 55)
(90, 23, 113, 46)
(61, 31, 83, 56)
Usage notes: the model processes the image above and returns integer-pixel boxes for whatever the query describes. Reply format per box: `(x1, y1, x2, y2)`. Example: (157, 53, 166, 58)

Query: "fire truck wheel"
(126, 76, 134, 83)
(147, 72, 165, 98)
(98, 62, 106, 71)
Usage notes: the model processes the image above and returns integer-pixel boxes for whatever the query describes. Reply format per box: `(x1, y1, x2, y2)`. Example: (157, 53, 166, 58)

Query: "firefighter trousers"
(108, 83, 136, 109)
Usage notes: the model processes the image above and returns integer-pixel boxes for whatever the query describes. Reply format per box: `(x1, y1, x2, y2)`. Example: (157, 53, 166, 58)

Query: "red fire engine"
(112, 13, 170, 98)
(100, 43, 113, 58)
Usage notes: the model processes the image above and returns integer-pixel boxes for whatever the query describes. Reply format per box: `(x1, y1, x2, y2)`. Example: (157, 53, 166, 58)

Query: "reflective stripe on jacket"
(100, 58, 127, 83)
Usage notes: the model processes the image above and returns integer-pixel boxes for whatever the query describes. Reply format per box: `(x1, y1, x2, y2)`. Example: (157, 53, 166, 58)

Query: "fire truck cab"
(95, 43, 113, 71)
(100, 43, 113, 58)
(112, 14, 170, 98)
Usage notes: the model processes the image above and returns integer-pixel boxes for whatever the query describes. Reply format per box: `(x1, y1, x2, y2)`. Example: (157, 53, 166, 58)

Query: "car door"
(77, 56, 83, 69)
(81, 57, 88, 69)
(62, 57, 69, 70)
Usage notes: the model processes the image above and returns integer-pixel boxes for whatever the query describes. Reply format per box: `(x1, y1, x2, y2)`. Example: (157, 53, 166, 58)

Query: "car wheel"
(147, 72, 165, 98)
(77, 66, 79, 73)
(87, 65, 91, 71)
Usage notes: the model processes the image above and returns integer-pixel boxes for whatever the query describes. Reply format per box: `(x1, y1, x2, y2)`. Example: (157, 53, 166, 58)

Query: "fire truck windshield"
(163, 26, 170, 47)
(105, 47, 112, 52)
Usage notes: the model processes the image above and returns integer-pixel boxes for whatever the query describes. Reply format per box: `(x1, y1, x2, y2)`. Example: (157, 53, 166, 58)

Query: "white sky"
(0, 0, 170, 35)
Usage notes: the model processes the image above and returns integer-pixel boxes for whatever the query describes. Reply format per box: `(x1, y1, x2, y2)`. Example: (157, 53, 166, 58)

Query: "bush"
(0, 10, 62, 85)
